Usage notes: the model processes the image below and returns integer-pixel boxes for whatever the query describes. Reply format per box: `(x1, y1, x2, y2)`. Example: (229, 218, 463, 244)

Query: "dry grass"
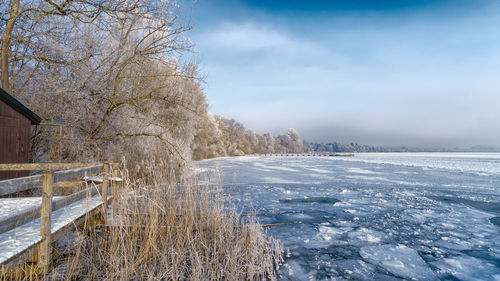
(2, 161, 283, 280)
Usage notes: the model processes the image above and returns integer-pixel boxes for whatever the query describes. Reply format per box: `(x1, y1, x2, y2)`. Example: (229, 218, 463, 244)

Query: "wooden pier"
(262, 153, 355, 157)
(0, 163, 120, 276)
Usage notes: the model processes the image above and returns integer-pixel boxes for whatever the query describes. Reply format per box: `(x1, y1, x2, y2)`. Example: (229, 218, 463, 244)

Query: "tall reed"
(45, 161, 283, 280)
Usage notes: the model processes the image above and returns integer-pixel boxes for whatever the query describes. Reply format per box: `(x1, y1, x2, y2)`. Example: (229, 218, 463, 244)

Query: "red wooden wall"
(0, 99, 30, 180)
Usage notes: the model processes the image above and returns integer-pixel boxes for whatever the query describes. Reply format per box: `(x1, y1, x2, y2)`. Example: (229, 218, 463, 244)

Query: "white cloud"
(204, 22, 291, 51)
(199, 21, 333, 60)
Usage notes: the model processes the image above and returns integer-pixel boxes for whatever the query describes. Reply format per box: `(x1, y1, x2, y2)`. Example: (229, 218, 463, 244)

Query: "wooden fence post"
(101, 163, 109, 220)
(112, 164, 118, 203)
(39, 172, 53, 275)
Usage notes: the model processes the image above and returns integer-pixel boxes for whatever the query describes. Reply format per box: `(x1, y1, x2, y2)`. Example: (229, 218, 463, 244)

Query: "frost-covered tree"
(276, 128, 304, 153)
(191, 113, 226, 160)
(262, 133, 275, 154)
(0, 0, 142, 93)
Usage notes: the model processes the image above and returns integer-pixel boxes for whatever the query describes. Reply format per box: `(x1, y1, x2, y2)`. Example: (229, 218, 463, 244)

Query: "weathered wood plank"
(52, 185, 101, 212)
(112, 165, 119, 204)
(0, 245, 38, 276)
(53, 165, 102, 182)
(0, 165, 102, 196)
(0, 175, 41, 196)
(101, 163, 109, 220)
(50, 201, 104, 241)
(0, 163, 102, 171)
(0, 205, 39, 234)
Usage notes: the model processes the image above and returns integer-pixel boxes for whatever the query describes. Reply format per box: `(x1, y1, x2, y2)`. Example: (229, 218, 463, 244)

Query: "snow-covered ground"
(196, 153, 500, 281)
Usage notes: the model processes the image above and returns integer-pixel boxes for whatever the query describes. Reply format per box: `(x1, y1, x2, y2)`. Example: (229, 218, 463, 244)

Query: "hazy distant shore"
(309, 142, 500, 153)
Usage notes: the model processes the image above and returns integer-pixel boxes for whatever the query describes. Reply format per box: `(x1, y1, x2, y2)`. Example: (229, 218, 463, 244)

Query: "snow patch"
(308, 224, 352, 248)
(333, 201, 351, 207)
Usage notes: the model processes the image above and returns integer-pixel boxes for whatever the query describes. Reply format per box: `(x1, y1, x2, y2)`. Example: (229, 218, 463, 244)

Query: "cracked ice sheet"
(359, 244, 438, 280)
(432, 255, 500, 281)
(0, 195, 103, 264)
(195, 154, 500, 280)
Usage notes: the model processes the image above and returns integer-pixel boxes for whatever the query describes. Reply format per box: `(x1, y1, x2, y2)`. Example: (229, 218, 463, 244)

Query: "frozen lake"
(196, 153, 500, 281)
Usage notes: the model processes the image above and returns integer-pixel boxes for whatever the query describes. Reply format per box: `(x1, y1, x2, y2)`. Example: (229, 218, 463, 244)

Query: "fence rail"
(0, 163, 103, 171)
(0, 164, 105, 197)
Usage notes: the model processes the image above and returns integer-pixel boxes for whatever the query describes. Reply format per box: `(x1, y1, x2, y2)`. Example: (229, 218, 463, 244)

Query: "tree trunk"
(0, 0, 19, 93)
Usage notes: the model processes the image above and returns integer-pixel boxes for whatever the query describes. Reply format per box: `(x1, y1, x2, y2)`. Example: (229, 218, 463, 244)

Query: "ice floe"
(432, 255, 500, 281)
(359, 244, 437, 280)
(348, 228, 386, 244)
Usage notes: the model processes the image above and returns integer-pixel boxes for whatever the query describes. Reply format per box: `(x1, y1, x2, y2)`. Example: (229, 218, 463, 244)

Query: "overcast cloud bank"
(190, 0, 500, 148)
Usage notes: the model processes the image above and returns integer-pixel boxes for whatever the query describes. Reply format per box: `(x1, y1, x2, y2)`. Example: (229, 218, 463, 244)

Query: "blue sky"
(187, 0, 500, 147)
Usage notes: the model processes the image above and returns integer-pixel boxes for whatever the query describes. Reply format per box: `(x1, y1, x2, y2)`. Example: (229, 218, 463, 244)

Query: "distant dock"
(262, 153, 355, 157)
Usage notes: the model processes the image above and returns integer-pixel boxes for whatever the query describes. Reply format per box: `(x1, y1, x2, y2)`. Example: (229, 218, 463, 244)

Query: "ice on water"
(360, 244, 437, 280)
(196, 153, 500, 280)
(432, 255, 500, 281)
(348, 228, 386, 244)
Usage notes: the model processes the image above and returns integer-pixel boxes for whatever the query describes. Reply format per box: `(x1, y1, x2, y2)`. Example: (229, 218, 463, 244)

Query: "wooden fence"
(0, 163, 120, 275)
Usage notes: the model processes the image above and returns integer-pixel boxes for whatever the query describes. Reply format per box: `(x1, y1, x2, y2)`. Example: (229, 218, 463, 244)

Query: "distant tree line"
(191, 116, 308, 160)
(309, 142, 500, 153)
(309, 142, 448, 153)
(310, 142, 378, 153)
